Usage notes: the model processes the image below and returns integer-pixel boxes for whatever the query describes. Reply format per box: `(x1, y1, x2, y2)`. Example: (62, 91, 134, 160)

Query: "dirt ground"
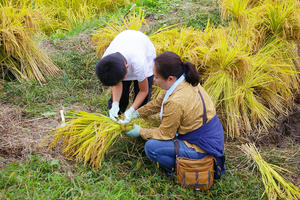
(0, 103, 59, 168)
(0, 103, 92, 169)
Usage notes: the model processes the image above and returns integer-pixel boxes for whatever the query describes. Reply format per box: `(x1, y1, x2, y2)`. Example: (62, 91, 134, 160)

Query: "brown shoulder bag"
(174, 138, 215, 191)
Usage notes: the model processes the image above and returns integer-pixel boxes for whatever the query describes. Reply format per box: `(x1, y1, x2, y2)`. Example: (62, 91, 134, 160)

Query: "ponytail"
(181, 62, 199, 86)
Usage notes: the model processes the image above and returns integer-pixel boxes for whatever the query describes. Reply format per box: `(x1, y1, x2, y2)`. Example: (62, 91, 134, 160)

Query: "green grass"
(0, 49, 109, 117)
(49, 17, 104, 40)
(186, 6, 225, 29)
(0, 139, 267, 200)
(135, 0, 225, 31)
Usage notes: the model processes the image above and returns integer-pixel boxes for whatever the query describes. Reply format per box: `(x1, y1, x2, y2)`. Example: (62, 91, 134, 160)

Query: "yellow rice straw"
(41, 111, 158, 168)
(240, 143, 300, 200)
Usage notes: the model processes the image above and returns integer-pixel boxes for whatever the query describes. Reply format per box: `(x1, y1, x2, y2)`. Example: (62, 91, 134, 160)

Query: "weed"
(187, 7, 225, 30)
(136, 0, 225, 31)
(50, 17, 104, 40)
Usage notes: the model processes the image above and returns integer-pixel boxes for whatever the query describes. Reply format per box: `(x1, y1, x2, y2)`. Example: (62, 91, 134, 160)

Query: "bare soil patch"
(0, 103, 90, 169)
(0, 103, 59, 168)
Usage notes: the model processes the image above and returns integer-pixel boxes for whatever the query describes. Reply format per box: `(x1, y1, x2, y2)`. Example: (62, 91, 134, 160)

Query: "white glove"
(109, 102, 120, 121)
(118, 106, 139, 124)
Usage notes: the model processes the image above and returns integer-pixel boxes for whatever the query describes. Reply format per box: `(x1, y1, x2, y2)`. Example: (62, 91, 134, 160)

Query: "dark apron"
(177, 90, 225, 179)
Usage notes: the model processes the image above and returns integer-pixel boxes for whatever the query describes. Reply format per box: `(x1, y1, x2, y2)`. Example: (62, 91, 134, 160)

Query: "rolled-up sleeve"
(140, 100, 182, 140)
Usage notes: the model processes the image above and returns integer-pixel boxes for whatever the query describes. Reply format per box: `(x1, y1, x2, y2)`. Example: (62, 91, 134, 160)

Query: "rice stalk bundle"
(220, 0, 251, 26)
(3, 0, 132, 35)
(2, 1, 68, 35)
(240, 143, 300, 200)
(262, 0, 300, 41)
(148, 26, 203, 99)
(92, 8, 146, 58)
(2, 0, 86, 34)
(242, 7, 267, 52)
(35, 0, 97, 30)
(220, 0, 300, 43)
(43, 111, 158, 168)
(0, 6, 60, 83)
(198, 29, 255, 136)
(197, 25, 299, 137)
(251, 37, 299, 110)
(150, 27, 202, 66)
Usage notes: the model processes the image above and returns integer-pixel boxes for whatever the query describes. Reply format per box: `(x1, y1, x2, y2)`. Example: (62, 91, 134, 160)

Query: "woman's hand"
(125, 124, 141, 137)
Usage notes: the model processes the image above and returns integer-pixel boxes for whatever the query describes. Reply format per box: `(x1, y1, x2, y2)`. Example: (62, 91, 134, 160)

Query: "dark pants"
(108, 75, 154, 113)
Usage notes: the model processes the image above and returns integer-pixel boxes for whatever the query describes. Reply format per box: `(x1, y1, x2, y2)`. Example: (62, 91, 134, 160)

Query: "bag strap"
(173, 90, 207, 159)
(198, 90, 207, 124)
(173, 138, 180, 157)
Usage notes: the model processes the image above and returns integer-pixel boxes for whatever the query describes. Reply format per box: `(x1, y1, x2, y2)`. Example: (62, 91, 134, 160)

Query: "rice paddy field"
(0, 0, 299, 199)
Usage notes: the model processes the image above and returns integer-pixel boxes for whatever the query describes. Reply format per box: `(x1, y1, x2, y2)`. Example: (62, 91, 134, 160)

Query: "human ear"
(168, 76, 176, 82)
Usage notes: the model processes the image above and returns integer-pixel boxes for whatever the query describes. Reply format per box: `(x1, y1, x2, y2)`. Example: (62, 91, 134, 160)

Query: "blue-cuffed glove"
(109, 102, 119, 121)
(118, 106, 139, 124)
(125, 124, 141, 138)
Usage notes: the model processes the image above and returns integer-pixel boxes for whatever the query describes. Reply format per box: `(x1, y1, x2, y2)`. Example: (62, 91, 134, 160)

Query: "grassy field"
(0, 0, 299, 199)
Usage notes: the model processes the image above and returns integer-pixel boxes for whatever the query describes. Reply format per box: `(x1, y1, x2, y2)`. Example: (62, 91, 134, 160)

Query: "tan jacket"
(137, 81, 216, 153)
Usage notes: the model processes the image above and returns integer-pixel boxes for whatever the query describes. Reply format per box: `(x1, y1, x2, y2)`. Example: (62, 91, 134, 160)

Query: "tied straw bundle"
(41, 111, 159, 168)
(240, 143, 300, 200)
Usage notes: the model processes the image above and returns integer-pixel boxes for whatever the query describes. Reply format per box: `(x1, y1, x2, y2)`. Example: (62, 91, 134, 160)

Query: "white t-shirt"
(102, 30, 156, 82)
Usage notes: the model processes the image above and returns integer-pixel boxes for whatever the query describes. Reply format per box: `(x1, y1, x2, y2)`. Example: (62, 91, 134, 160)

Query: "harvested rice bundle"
(150, 27, 202, 66)
(149, 26, 202, 99)
(220, 0, 251, 26)
(240, 143, 300, 200)
(43, 111, 159, 168)
(262, 0, 300, 41)
(196, 24, 299, 138)
(0, 6, 60, 83)
(220, 0, 300, 42)
(3, 0, 132, 34)
(197, 28, 253, 137)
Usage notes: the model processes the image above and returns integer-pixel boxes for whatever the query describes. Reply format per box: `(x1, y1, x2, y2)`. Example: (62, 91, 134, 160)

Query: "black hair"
(95, 52, 127, 86)
(154, 51, 199, 86)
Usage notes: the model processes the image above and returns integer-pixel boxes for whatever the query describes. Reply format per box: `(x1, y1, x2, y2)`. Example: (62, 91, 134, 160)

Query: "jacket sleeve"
(137, 92, 165, 117)
(140, 100, 182, 140)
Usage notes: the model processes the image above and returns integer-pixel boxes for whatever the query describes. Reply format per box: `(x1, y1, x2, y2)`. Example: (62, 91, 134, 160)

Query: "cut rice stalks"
(3, 0, 133, 35)
(42, 111, 158, 168)
(240, 143, 300, 200)
(0, 6, 60, 83)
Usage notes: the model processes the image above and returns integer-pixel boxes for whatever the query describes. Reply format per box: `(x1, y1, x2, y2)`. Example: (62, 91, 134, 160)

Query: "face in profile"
(153, 65, 171, 90)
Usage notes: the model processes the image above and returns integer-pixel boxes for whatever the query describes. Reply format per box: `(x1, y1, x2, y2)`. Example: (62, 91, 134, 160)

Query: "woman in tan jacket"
(125, 51, 225, 177)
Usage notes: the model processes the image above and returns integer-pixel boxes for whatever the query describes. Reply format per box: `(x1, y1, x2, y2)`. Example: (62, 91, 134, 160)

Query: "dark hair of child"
(95, 52, 127, 86)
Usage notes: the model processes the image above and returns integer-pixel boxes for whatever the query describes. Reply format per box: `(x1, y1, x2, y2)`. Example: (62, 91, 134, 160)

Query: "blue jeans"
(144, 139, 207, 175)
